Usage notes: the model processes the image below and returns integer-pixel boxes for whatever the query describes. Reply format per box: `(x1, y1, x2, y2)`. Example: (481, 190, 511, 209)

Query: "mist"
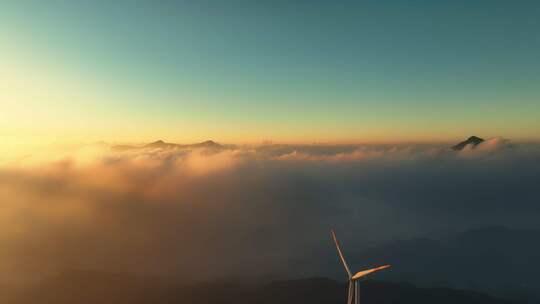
(1, 138, 539, 286)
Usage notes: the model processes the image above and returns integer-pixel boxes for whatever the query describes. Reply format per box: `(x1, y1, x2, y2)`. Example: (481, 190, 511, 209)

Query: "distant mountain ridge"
(356, 226, 540, 303)
(113, 140, 223, 151)
(5, 271, 515, 304)
(3, 226, 534, 303)
(452, 136, 485, 151)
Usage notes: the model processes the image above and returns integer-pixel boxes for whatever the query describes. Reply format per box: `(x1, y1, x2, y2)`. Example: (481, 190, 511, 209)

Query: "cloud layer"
(1, 138, 539, 284)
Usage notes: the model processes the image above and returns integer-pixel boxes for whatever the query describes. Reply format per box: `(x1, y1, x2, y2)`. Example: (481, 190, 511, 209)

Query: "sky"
(1, 2, 540, 299)
(1, 0, 539, 146)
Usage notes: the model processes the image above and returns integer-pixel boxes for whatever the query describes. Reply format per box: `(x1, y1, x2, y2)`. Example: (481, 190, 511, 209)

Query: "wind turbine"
(331, 229, 391, 304)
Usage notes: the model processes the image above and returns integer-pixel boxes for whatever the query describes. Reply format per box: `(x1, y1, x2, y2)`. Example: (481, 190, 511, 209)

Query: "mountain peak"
(144, 140, 176, 149)
(452, 136, 484, 151)
(113, 139, 224, 151)
(467, 136, 483, 141)
(194, 140, 222, 148)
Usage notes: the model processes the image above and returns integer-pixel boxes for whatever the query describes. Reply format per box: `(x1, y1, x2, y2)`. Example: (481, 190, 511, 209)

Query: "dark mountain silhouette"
(452, 136, 485, 150)
(4, 227, 536, 303)
(5, 271, 515, 304)
(191, 140, 222, 149)
(258, 278, 513, 304)
(356, 226, 540, 303)
(112, 140, 224, 151)
(144, 139, 178, 149)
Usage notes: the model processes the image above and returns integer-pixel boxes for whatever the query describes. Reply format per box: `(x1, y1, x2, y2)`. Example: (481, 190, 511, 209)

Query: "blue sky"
(1, 0, 539, 144)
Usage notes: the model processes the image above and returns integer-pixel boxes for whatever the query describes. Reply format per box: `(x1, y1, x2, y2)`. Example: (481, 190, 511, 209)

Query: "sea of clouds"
(1, 138, 539, 284)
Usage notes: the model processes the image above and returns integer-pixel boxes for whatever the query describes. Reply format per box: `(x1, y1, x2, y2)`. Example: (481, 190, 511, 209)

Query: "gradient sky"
(1, 0, 539, 145)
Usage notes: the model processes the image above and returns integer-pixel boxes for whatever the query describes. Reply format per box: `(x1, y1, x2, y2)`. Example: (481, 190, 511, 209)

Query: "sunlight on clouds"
(0, 139, 537, 285)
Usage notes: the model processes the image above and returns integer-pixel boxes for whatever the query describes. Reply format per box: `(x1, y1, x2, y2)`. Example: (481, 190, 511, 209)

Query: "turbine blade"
(331, 229, 352, 278)
(351, 264, 391, 280)
(347, 281, 353, 304)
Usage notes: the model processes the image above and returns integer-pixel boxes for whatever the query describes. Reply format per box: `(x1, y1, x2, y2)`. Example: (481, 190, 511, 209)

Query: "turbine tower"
(331, 229, 391, 304)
